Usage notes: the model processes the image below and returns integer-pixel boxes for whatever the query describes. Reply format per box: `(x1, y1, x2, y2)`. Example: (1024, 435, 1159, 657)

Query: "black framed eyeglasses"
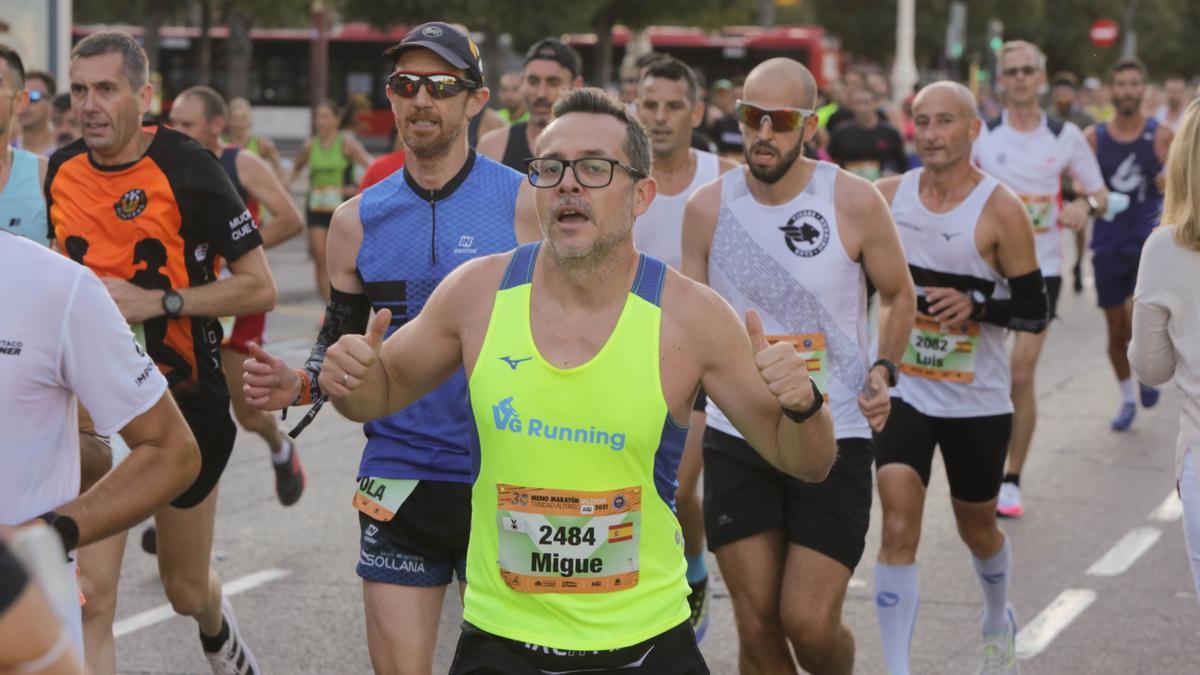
(525, 157, 646, 189)
(1001, 65, 1039, 79)
(386, 72, 478, 99)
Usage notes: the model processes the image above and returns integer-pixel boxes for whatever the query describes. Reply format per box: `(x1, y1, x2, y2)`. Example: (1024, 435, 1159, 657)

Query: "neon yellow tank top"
(465, 243, 690, 650)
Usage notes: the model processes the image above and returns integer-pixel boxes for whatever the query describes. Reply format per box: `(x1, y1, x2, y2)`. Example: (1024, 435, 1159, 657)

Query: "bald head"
(910, 81, 980, 172)
(913, 81, 977, 119)
(744, 58, 818, 110)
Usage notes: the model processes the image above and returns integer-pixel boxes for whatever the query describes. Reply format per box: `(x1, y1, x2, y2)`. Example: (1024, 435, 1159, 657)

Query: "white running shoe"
(203, 597, 260, 675)
(996, 483, 1024, 519)
(977, 605, 1019, 675)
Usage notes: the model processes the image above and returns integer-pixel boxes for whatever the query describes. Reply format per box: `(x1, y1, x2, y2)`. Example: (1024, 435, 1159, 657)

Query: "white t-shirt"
(972, 112, 1104, 276)
(633, 150, 721, 270)
(0, 233, 167, 525)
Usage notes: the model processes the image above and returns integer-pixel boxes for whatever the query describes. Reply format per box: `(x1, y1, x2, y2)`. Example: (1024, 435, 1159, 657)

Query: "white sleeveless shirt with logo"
(705, 162, 870, 441)
(633, 149, 721, 270)
(889, 168, 1012, 418)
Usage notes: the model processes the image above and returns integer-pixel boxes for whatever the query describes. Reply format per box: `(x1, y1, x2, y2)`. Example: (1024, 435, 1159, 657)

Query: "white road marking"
(1015, 588, 1097, 660)
(114, 568, 291, 638)
(1149, 490, 1184, 522)
(1086, 526, 1162, 577)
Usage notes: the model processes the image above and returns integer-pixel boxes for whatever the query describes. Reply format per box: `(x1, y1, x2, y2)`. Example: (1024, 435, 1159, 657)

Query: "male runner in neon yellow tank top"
(320, 88, 837, 674)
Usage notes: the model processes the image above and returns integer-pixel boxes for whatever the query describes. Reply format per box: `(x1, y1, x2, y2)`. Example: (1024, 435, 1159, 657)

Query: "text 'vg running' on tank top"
(889, 169, 1013, 418)
(705, 162, 871, 440)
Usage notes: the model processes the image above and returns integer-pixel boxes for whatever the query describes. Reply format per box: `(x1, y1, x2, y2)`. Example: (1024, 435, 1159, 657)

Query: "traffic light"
(987, 19, 1004, 52)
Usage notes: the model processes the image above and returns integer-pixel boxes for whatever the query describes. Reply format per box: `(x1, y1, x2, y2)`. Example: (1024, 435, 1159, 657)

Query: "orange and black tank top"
(46, 125, 263, 405)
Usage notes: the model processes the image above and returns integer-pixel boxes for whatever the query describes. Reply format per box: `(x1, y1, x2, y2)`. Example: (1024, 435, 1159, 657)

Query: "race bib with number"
(308, 185, 342, 213)
(496, 484, 640, 594)
(1018, 193, 1055, 234)
(352, 477, 419, 522)
(767, 333, 828, 396)
(900, 314, 980, 383)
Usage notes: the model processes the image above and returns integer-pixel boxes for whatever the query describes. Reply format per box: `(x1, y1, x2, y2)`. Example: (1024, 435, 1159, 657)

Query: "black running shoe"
(686, 576, 711, 643)
(141, 525, 157, 555)
(272, 439, 306, 507)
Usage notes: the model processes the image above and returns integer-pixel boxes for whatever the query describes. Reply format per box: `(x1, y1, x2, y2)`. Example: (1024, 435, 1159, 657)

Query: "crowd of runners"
(1, 18, 1200, 675)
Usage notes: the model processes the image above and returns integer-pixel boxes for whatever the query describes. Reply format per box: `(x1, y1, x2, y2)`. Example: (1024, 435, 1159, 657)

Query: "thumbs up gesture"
(320, 308, 392, 397)
(745, 309, 816, 415)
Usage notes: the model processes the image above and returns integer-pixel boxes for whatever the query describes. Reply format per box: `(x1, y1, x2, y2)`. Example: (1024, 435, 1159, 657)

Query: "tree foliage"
(794, 0, 1200, 80)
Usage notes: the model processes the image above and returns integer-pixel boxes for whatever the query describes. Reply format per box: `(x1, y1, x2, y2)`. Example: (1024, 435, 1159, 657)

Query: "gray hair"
(71, 31, 149, 90)
(999, 40, 1046, 72)
(549, 87, 651, 178)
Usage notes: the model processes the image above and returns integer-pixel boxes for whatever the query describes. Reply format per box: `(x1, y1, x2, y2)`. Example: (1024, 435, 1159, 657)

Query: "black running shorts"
(703, 429, 874, 572)
(171, 401, 237, 508)
(357, 480, 471, 587)
(873, 397, 1012, 503)
(449, 621, 708, 674)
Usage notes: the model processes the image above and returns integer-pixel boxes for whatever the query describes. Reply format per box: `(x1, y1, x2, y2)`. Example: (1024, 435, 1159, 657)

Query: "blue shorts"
(1093, 251, 1141, 308)
(357, 480, 470, 586)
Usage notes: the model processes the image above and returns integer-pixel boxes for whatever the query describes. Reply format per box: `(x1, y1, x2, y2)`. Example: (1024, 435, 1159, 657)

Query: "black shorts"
(703, 429, 873, 572)
(171, 401, 237, 509)
(357, 480, 471, 586)
(306, 208, 334, 228)
(1045, 275, 1063, 320)
(873, 397, 1012, 503)
(693, 386, 707, 412)
(1093, 251, 1140, 308)
(449, 621, 708, 675)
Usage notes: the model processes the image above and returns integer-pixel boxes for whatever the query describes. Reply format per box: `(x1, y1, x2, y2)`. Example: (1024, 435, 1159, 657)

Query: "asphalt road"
(109, 236, 1200, 674)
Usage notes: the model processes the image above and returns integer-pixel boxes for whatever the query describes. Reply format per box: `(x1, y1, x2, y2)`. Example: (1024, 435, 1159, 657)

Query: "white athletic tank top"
(888, 168, 1013, 418)
(706, 162, 870, 440)
(633, 150, 721, 270)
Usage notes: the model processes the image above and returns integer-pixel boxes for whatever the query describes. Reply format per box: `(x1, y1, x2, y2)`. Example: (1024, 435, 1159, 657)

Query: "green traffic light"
(990, 37, 1003, 51)
(950, 43, 964, 59)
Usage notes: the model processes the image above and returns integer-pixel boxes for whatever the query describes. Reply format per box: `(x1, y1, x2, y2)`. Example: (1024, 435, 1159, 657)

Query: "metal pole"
(1121, 0, 1141, 60)
(310, 0, 329, 133)
(891, 0, 918, 103)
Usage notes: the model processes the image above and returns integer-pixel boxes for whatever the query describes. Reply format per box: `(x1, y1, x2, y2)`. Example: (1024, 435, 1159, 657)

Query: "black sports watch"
(872, 358, 899, 388)
(161, 290, 184, 319)
(37, 511, 80, 553)
(781, 377, 824, 424)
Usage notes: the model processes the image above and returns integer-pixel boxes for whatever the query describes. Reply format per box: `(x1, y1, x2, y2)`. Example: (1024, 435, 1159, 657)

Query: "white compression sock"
(271, 436, 293, 465)
(875, 562, 920, 675)
(972, 536, 1012, 636)
(1119, 378, 1136, 405)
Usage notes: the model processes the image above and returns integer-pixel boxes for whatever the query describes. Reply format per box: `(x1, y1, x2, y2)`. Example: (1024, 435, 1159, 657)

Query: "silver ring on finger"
(341, 372, 350, 385)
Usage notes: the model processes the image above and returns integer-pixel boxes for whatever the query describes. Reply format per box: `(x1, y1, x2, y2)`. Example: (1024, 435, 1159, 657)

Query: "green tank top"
(465, 243, 690, 650)
(307, 132, 349, 213)
(244, 135, 261, 156)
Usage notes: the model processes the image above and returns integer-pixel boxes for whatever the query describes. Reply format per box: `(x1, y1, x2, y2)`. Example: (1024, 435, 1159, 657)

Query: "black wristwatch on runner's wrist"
(782, 377, 824, 424)
(162, 290, 184, 319)
(872, 358, 899, 387)
(37, 511, 80, 553)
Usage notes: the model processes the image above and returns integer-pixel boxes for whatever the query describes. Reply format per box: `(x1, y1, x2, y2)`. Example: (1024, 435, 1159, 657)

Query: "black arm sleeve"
(299, 286, 372, 402)
(285, 287, 371, 438)
(971, 269, 1049, 333)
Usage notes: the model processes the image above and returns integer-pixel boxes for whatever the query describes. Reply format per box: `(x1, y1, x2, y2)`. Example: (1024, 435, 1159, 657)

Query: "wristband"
(781, 377, 824, 424)
(293, 369, 314, 406)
